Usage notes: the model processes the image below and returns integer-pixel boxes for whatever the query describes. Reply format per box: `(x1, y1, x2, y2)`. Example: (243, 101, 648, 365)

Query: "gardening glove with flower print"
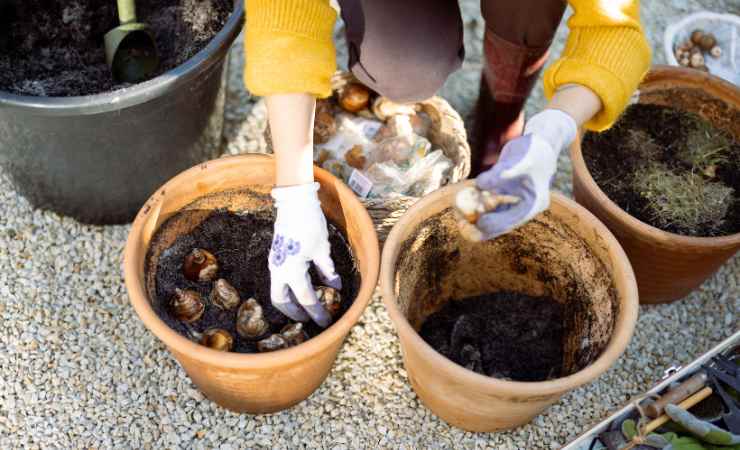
(269, 182, 342, 328)
(475, 109, 578, 240)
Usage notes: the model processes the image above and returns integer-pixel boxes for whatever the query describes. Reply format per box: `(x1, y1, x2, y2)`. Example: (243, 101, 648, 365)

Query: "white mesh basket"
(664, 11, 740, 85)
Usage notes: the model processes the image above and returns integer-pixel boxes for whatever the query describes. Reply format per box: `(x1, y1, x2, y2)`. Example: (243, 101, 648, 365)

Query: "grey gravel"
(1, 1, 739, 449)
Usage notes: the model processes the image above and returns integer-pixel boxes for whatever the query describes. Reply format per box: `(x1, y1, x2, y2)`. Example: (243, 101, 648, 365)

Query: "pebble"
(1, 1, 738, 449)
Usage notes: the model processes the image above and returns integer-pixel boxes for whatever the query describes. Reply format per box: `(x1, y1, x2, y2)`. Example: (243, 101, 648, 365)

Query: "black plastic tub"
(0, 3, 244, 224)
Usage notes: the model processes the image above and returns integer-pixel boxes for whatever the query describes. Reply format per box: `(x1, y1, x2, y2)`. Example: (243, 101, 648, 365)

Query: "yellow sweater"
(244, 0, 651, 131)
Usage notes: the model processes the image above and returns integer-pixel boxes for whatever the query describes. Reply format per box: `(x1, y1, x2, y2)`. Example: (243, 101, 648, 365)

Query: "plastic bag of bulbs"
(664, 12, 740, 85)
(313, 83, 453, 199)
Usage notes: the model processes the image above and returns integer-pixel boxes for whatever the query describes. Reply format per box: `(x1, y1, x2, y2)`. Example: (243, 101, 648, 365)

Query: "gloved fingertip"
(476, 215, 507, 238)
(500, 165, 525, 181)
(324, 275, 342, 290)
(303, 303, 332, 328)
(273, 300, 310, 322)
(481, 229, 507, 241)
(475, 168, 501, 190)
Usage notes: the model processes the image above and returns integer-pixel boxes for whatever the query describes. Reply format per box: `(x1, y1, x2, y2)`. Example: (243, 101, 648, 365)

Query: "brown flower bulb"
(236, 298, 269, 340)
(183, 248, 218, 282)
(171, 288, 205, 323)
(280, 323, 307, 347)
(200, 328, 234, 352)
(316, 286, 342, 318)
(210, 279, 240, 310)
(257, 334, 288, 353)
(339, 83, 370, 113)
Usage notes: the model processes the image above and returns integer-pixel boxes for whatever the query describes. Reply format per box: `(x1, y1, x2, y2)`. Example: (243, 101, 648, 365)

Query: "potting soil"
(582, 103, 739, 237)
(148, 209, 360, 354)
(0, 0, 233, 96)
(419, 292, 565, 382)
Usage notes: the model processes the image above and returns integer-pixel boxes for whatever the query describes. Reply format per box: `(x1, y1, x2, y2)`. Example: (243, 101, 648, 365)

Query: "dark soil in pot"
(582, 103, 740, 237)
(0, 0, 232, 96)
(419, 292, 564, 381)
(394, 207, 617, 384)
(147, 209, 360, 354)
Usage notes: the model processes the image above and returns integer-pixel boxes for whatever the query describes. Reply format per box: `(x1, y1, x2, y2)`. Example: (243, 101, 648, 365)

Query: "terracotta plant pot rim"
(570, 65, 740, 248)
(124, 154, 380, 370)
(380, 181, 639, 397)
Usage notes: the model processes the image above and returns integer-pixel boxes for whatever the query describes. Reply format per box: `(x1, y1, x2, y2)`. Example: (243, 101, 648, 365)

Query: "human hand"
(475, 109, 577, 239)
(269, 182, 341, 328)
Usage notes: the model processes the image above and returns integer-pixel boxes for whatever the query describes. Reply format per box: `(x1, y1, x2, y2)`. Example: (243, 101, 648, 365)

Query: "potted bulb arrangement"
(123, 154, 380, 413)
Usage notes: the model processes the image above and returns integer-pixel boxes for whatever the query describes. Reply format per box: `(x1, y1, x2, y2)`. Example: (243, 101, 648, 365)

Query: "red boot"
(470, 30, 551, 176)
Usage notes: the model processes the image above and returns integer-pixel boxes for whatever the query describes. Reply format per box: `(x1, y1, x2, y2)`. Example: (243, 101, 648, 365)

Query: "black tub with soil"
(0, 1, 243, 224)
(145, 190, 360, 354)
(0, 0, 232, 96)
(394, 207, 618, 383)
(582, 103, 739, 237)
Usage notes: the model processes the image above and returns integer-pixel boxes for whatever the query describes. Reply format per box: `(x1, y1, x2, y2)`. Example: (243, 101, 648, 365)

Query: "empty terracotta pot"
(123, 154, 379, 413)
(571, 66, 740, 304)
(380, 181, 638, 432)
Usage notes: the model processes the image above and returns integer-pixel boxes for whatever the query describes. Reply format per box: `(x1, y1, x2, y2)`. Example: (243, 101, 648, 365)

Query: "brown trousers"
(337, 0, 568, 103)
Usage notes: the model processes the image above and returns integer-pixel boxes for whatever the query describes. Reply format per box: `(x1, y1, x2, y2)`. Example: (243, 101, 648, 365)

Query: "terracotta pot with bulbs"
(123, 154, 379, 413)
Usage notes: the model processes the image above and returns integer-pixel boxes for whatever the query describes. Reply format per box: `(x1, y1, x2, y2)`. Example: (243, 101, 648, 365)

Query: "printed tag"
(347, 169, 373, 199)
(359, 120, 382, 139)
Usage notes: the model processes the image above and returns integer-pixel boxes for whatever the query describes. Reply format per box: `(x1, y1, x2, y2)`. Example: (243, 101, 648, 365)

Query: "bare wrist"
(274, 145, 315, 187)
(546, 84, 602, 128)
(265, 93, 317, 187)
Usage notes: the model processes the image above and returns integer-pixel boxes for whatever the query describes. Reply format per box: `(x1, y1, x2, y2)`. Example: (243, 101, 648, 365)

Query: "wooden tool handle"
(645, 386, 713, 434)
(646, 372, 708, 418)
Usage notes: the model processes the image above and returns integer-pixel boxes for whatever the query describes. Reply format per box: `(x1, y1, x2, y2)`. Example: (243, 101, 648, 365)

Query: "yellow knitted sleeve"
(544, 1, 652, 131)
(244, 0, 337, 98)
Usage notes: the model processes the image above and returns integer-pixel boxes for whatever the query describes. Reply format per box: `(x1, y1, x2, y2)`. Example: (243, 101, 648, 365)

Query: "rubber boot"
(470, 30, 551, 176)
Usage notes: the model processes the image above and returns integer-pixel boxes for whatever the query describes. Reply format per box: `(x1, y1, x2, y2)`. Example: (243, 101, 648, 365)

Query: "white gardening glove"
(269, 182, 342, 328)
(475, 109, 577, 239)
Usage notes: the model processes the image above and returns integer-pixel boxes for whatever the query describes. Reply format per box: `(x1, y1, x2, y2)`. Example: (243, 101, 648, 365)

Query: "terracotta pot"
(123, 154, 379, 413)
(571, 65, 740, 304)
(380, 181, 638, 432)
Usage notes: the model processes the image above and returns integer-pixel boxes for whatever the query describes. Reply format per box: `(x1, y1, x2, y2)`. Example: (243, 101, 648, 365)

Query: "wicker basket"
(265, 72, 471, 241)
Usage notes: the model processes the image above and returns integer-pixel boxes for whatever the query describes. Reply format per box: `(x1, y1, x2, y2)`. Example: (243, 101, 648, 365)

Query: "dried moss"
(625, 129, 662, 161)
(632, 162, 734, 235)
(584, 103, 739, 237)
(677, 118, 733, 177)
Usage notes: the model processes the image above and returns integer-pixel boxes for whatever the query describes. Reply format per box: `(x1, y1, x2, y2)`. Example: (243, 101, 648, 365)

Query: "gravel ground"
(1, 1, 739, 449)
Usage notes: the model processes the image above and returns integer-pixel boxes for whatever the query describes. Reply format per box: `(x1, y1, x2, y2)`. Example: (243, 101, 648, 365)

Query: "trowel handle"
(645, 372, 708, 418)
(116, 0, 138, 25)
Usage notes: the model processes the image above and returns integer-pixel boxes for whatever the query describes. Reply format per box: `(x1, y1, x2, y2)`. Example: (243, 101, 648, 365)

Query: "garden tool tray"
(564, 330, 740, 449)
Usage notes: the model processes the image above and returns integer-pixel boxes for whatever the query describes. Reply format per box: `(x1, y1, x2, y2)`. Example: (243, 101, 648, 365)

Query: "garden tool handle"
(646, 372, 708, 418)
(644, 386, 713, 434)
(116, 0, 137, 25)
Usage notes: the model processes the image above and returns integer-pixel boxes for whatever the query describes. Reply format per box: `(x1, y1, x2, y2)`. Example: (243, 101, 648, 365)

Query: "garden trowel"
(104, 0, 159, 83)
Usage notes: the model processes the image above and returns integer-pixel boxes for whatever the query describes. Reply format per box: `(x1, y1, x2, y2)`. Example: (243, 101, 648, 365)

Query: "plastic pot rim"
(379, 180, 639, 398)
(123, 154, 380, 370)
(0, 3, 244, 116)
(571, 65, 740, 249)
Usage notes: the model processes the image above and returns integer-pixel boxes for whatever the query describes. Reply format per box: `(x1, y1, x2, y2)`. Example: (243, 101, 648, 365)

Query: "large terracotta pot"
(123, 154, 379, 413)
(571, 66, 740, 304)
(380, 181, 638, 432)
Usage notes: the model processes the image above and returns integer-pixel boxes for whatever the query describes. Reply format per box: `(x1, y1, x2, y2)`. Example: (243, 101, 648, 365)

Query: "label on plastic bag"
(348, 169, 373, 199)
(359, 121, 382, 139)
